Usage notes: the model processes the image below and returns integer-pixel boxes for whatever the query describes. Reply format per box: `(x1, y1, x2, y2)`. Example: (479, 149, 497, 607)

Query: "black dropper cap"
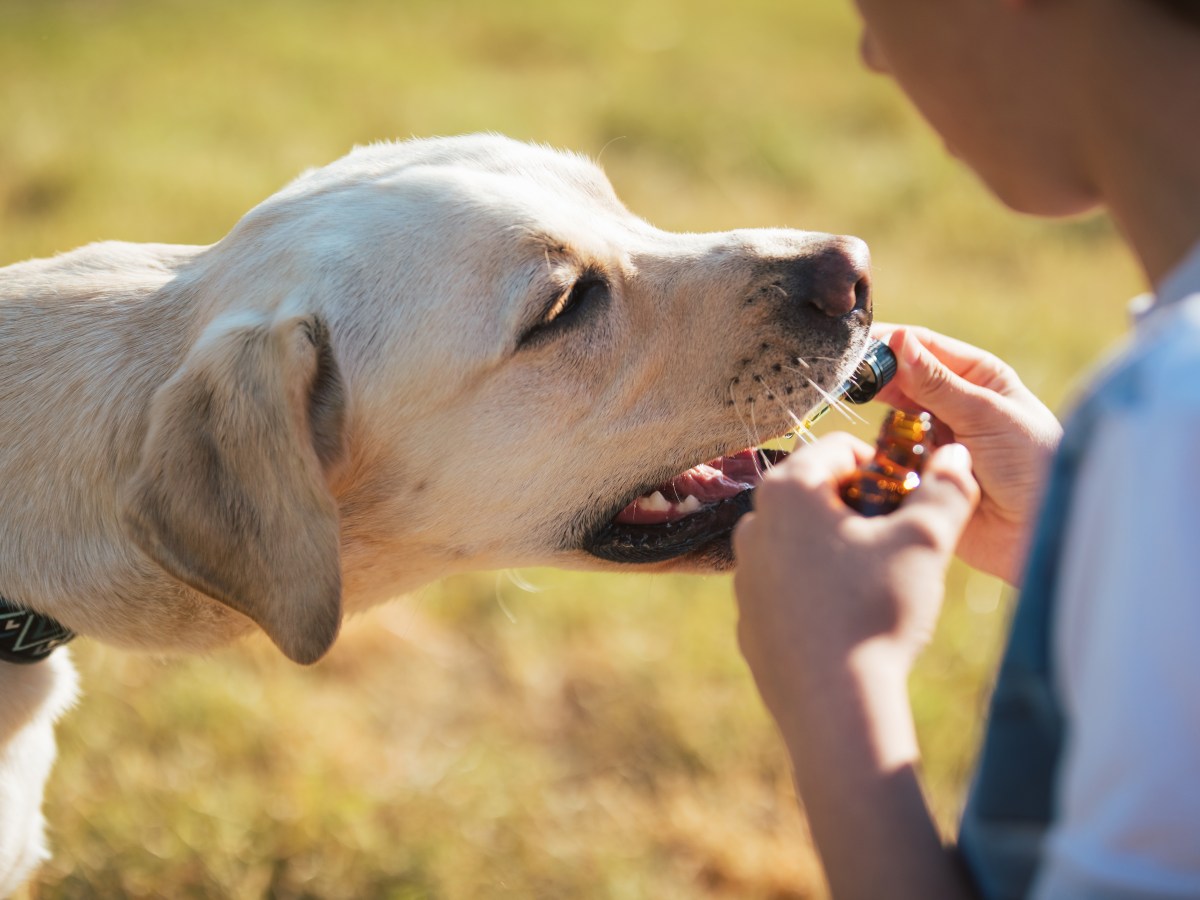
(843, 340, 898, 405)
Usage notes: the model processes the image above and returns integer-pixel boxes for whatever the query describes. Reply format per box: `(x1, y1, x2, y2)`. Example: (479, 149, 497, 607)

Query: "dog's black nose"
(803, 235, 872, 318)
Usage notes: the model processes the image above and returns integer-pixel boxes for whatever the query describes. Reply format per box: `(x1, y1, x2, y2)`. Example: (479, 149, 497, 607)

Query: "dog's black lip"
(583, 448, 788, 564)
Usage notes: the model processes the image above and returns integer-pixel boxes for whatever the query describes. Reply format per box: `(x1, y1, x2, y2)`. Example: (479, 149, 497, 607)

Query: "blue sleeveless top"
(957, 359, 1143, 898)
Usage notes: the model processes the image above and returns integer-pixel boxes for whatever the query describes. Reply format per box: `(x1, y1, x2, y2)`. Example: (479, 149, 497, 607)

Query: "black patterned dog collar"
(0, 594, 76, 664)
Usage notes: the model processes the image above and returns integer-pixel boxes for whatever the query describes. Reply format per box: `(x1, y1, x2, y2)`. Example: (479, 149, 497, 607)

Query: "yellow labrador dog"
(0, 134, 871, 891)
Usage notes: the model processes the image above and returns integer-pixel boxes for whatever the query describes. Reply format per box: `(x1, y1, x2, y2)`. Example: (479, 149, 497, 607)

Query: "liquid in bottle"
(839, 409, 933, 516)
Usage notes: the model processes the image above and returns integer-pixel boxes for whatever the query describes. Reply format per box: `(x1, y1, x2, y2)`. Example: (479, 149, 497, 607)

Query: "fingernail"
(900, 329, 923, 367)
(939, 442, 971, 472)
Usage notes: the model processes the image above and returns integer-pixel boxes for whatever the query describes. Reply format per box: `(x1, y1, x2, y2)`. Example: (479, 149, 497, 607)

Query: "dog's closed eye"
(519, 273, 610, 349)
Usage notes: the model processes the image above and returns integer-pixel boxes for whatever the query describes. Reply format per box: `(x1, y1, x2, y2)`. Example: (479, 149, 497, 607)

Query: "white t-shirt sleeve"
(1033, 314, 1200, 898)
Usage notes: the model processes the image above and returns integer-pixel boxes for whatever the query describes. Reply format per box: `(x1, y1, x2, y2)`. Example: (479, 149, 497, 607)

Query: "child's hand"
(871, 325, 1062, 585)
(732, 434, 979, 737)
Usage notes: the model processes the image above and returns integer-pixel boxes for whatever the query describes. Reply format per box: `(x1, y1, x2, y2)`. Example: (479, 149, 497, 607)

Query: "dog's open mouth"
(584, 447, 789, 564)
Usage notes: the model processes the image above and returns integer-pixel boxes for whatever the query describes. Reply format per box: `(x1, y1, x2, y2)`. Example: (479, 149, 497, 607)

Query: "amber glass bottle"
(840, 409, 933, 516)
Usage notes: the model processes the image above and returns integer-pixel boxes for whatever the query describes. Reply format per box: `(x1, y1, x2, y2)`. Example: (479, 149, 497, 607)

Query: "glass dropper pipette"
(799, 339, 898, 431)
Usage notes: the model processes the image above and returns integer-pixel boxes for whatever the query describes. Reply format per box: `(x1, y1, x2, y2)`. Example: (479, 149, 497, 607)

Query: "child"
(732, 2, 1200, 897)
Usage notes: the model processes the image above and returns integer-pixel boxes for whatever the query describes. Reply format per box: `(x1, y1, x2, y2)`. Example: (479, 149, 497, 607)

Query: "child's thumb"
(892, 330, 987, 427)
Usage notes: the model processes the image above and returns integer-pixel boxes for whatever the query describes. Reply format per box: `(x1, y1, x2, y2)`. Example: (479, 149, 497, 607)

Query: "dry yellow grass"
(2, 0, 1140, 897)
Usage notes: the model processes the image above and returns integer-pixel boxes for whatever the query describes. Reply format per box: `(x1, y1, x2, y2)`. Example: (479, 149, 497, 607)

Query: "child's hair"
(1155, 0, 1200, 25)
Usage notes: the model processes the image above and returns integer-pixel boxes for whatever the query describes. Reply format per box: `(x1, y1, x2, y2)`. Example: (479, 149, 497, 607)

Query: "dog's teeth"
(641, 491, 671, 513)
(633, 491, 701, 517)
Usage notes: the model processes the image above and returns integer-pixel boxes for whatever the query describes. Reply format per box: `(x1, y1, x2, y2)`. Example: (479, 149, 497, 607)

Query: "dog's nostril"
(854, 271, 872, 313)
(802, 235, 872, 318)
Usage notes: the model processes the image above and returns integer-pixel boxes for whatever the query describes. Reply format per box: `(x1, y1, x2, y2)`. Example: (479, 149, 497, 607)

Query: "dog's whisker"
(753, 374, 811, 474)
(748, 400, 766, 449)
(772, 400, 814, 449)
(734, 378, 767, 448)
(784, 367, 868, 425)
(782, 365, 818, 380)
(503, 569, 545, 594)
(492, 571, 520, 624)
(744, 395, 774, 479)
(783, 412, 818, 445)
(780, 366, 840, 427)
(729, 381, 759, 451)
(805, 376, 869, 425)
(803, 374, 850, 413)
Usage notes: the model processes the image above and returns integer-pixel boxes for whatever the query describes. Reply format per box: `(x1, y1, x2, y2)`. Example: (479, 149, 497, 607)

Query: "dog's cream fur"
(0, 134, 870, 892)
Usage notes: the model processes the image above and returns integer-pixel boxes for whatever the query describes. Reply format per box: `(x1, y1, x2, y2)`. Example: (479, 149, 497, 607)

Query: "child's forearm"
(778, 647, 976, 900)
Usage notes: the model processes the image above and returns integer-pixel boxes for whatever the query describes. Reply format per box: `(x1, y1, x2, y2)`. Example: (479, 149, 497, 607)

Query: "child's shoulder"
(1127, 293, 1200, 409)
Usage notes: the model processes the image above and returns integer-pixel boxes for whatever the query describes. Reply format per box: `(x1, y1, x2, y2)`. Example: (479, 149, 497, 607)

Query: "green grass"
(3, 0, 1140, 897)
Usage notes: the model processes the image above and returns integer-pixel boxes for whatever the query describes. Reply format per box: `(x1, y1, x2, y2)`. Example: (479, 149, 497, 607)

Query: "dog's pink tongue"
(613, 450, 764, 525)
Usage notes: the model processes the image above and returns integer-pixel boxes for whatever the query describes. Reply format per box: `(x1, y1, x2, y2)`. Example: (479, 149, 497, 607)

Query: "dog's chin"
(581, 448, 788, 568)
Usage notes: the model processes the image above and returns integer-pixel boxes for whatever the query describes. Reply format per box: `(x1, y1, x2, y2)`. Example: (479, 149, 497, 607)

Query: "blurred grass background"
(2, 0, 1139, 897)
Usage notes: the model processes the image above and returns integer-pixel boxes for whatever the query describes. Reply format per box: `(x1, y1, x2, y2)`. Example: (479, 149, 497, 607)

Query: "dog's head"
(123, 134, 871, 662)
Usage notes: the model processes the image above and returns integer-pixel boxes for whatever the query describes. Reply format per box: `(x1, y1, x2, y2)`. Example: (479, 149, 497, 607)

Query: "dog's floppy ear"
(123, 310, 347, 664)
